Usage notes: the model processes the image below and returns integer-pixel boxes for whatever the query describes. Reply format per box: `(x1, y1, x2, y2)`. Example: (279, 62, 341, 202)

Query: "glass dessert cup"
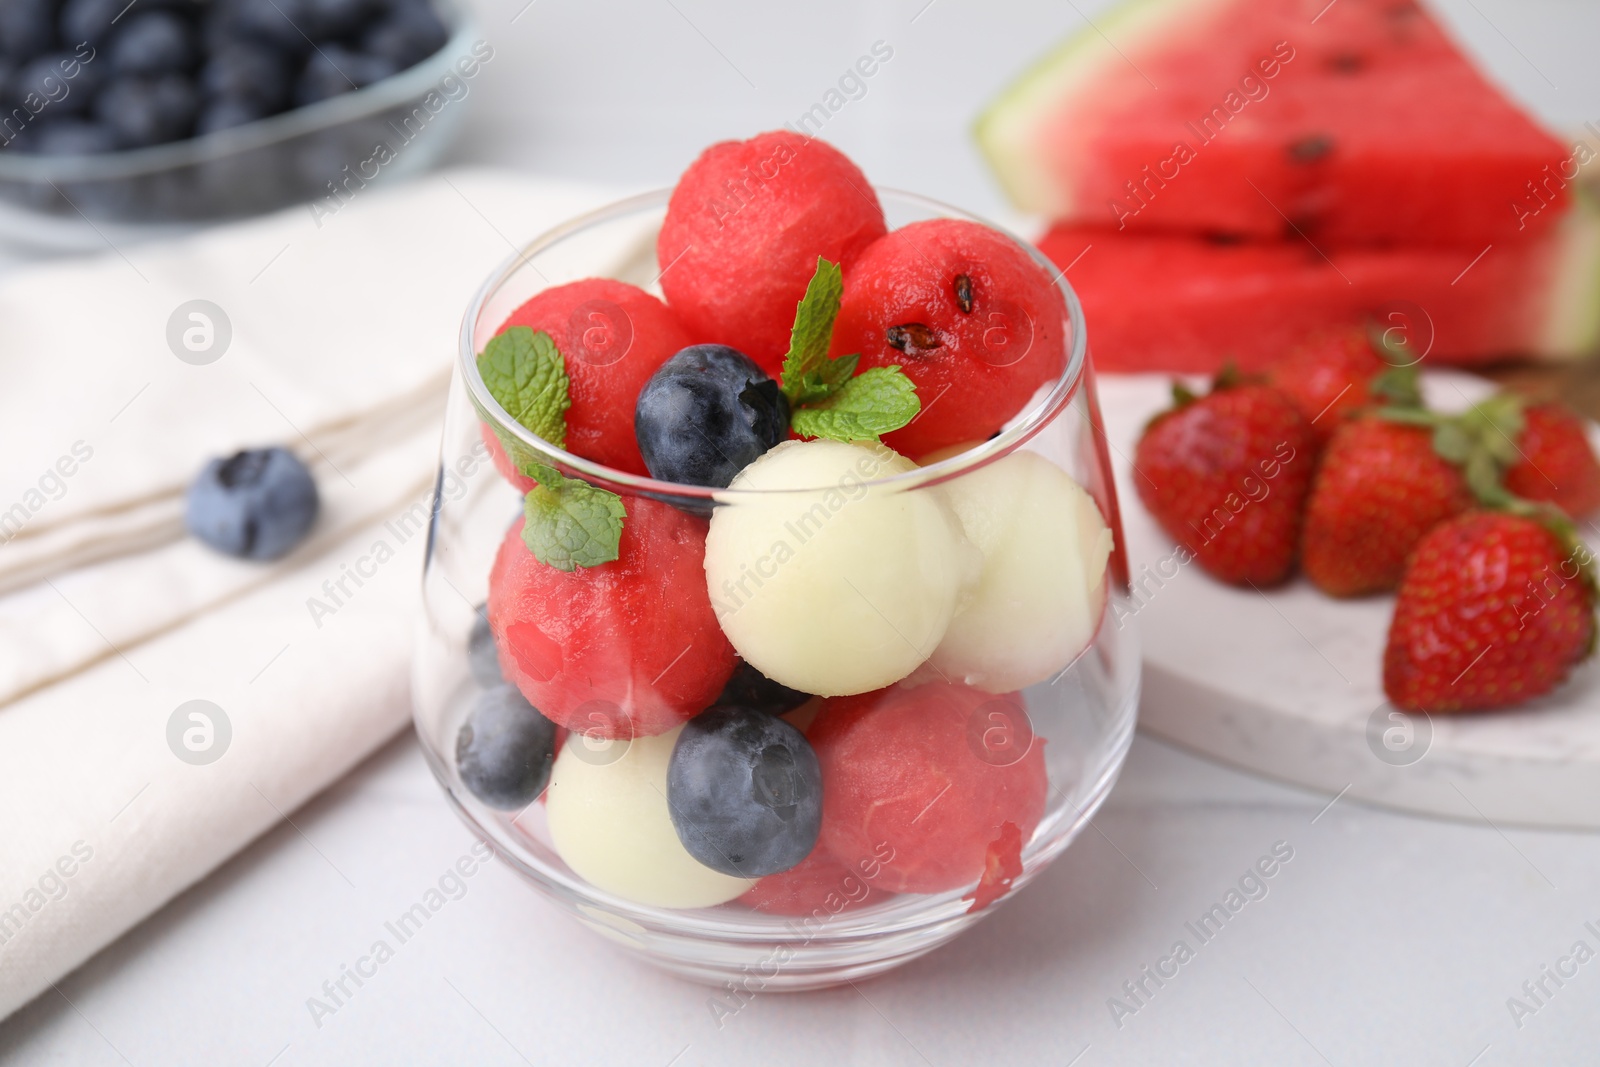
(412, 188, 1141, 989)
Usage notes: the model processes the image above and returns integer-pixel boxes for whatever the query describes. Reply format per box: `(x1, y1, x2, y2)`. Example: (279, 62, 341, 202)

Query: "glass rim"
(0, 3, 478, 183)
(458, 185, 1090, 499)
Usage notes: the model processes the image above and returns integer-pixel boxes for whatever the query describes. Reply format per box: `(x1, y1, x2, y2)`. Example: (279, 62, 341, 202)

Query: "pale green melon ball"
(705, 440, 970, 696)
(930, 450, 1112, 692)
(546, 726, 755, 909)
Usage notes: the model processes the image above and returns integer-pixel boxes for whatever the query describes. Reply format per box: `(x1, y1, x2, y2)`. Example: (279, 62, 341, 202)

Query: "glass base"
(420, 670, 1138, 990)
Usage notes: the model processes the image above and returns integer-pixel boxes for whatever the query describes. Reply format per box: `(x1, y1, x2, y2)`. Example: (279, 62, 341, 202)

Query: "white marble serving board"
(1096, 371, 1600, 830)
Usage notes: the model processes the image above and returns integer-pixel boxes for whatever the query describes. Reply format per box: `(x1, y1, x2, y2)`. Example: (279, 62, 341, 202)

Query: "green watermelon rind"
(1538, 189, 1600, 358)
(973, 0, 1233, 217)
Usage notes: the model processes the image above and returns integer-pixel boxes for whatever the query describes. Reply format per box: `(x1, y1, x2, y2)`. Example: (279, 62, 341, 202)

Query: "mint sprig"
(521, 463, 626, 571)
(779, 258, 920, 443)
(477, 327, 626, 570)
(779, 258, 849, 405)
(478, 327, 571, 447)
(791, 367, 921, 443)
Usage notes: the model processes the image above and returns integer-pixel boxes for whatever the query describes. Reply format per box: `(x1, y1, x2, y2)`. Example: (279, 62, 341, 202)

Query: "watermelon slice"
(978, 0, 1575, 245)
(1039, 200, 1600, 373)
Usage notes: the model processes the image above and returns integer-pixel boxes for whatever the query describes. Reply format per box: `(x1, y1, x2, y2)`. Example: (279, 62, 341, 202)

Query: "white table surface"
(4, 1, 1599, 1063)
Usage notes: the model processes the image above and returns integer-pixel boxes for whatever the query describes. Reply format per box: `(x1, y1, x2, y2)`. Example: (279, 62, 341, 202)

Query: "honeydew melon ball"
(930, 450, 1112, 692)
(704, 440, 970, 697)
(546, 725, 755, 908)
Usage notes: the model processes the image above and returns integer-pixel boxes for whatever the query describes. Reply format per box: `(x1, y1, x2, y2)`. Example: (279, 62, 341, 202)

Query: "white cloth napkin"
(0, 169, 621, 1020)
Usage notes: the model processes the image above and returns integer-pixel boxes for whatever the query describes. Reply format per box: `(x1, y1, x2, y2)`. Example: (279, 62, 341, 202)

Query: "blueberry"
(199, 43, 291, 110)
(294, 44, 396, 106)
(12, 52, 101, 116)
(61, 0, 197, 46)
(30, 117, 116, 154)
(108, 12, 195, 75)
(185, 447, 320, 560)
(467, 605, 503, 687)
(305, 0, 375, 39)
(195, 95, 266, 135)
(635, 345, 790, 488)
(208, 0, 311, 55)
(361, 0, 447, 69)
(0, 0, 57, 63)
(94, 73, 197, 147)
(456, 685, 558, 810)
(716, 661, 810, 715)
(60, 0, 127, 47)
(667, 705, 822, 877)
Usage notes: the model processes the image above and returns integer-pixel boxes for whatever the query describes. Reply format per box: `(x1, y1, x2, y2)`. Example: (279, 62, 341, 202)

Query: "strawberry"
(1504, 402, 1600, 519)
(1301, 416, 1473, 596)
(1384, 511, 1596, 712)
(1134, 380, 1315, 585)
(1262, 328, 1395, 449)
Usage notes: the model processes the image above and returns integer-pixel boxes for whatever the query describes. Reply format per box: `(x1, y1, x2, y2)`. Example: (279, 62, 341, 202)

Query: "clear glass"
(0, 3, 476, 248)
(412, 188, 1141, 989)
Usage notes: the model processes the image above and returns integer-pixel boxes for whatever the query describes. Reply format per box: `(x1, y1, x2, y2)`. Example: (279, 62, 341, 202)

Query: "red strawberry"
(1134, 381, 1316, 585)
(1262, 328, 1393, 449)
(1384, 511, 1596, 712)
(1504, 402, 1600, 518)
(1301, 416, 1474, 597)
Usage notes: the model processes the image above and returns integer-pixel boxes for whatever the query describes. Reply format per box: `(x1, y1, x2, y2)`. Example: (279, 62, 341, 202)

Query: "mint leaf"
(813, 351, 859, 391)
(789, 352, 860, 407)
(478, 327, 570, 449)
(791, 366, 921, 443)
(779, 258, 845, 405)
(521, 464, 625, 571)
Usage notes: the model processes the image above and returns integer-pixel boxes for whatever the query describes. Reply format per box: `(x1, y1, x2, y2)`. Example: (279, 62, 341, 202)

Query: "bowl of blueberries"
(0, 0, 476, 246)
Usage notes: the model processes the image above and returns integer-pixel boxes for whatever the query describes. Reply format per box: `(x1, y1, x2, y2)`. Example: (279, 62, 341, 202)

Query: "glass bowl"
(0, 2, 478, 251)
(412, 188, 1141, 989)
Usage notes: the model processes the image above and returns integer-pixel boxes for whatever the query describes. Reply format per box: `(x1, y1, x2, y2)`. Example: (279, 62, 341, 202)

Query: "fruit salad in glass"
(412, 132, 1141, 987)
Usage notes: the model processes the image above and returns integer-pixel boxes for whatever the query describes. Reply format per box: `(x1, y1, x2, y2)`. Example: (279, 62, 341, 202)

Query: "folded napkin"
(0, 168, 623, 1019)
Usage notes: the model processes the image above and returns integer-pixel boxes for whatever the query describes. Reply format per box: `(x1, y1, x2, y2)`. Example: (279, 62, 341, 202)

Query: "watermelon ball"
(716, 660, 811, 716)
(667, 705, 823, 877)
(455, 685, 559, 811)
(738, 845, 892, 917)
(480, 422, 535, 493)
(634, 344, 790, 488)
(930, 451, 1113, 693)
(658, 130, 888, 377)
(811, 682, 1048, 895)
(492, 278, 694, 476)
(703, 440, 972, 697)
(488, 496, 737, 739)
(546, 724, 757, 908)
(830, 219, 1069, 458)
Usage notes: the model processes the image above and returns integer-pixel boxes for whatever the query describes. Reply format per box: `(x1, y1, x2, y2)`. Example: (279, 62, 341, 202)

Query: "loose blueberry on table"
(185, 446, 319, 560)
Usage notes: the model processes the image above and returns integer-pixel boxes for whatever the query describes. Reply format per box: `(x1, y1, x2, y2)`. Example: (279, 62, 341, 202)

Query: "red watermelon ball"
(737, 844, 893, 917)
(492, 278, 693, 477)
(810, 681, 1048, 895)
(480, 422, 535, 493)
(658, 131, 888, 377)
(830, 219, 1068, 458)
(487, 497, 736, 738)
